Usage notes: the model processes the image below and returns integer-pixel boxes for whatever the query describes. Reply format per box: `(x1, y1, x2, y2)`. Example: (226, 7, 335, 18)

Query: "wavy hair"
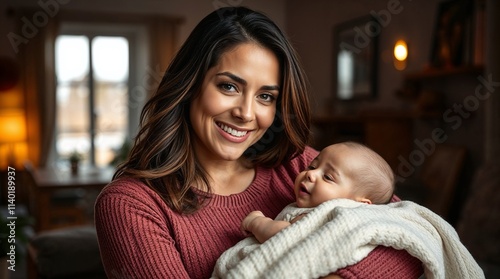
(115, 7, 311, 213)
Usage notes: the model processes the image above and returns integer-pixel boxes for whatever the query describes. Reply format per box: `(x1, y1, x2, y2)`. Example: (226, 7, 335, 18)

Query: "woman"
(95, 7, 422, 278)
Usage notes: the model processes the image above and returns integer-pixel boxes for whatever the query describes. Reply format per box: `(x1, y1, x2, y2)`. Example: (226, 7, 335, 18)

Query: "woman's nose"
(232, 97, 254, 122)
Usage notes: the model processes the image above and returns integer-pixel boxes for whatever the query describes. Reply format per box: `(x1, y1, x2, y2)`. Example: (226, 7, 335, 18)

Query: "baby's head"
(294, 141, 394, 208)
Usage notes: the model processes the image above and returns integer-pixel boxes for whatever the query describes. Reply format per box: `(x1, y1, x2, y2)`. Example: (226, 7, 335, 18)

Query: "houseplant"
(68, 151, 83, 175)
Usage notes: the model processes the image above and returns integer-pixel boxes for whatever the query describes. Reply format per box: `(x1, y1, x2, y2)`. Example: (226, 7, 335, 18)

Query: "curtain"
(16, 9, 58, 167)
(148, 15, 180, 86)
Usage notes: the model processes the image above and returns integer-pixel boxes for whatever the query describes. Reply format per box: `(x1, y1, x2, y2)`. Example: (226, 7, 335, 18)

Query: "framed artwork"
(333, 15, 379, 101)
(430, 0, 474, 68)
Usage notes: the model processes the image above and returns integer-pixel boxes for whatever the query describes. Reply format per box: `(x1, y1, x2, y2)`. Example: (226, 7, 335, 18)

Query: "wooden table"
(27, 165, 115, 231)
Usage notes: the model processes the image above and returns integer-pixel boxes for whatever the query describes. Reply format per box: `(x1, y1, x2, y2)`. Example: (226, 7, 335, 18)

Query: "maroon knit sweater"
(95, 146, 423, 278)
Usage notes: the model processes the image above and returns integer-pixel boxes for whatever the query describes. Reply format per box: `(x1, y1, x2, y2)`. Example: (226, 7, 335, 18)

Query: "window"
(55, 32, 130, 167)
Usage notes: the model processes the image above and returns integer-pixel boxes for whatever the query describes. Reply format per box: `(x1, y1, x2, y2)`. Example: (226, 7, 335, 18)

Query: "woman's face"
(190, 43, 280, 163)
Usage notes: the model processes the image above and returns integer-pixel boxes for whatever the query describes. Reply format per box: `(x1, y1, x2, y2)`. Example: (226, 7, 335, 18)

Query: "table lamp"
(0, 109, 27, 168)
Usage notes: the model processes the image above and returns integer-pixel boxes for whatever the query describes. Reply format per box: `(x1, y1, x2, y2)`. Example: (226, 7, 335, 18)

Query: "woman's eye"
(307, 165, 316, 170)
(258, 93, 275, 102)
(219, 83, 237, 92)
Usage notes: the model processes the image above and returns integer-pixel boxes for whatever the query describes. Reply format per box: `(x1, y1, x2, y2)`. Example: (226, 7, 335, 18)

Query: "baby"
(242, 141, 395, 243)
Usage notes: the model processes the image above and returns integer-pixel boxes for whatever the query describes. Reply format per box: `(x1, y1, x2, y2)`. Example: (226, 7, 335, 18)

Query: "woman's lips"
(216, 122, 252, 143)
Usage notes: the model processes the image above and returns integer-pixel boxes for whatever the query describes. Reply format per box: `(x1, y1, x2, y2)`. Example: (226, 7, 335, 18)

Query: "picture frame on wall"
(430, 0, 474, 69)
(333, 15, 379, 102)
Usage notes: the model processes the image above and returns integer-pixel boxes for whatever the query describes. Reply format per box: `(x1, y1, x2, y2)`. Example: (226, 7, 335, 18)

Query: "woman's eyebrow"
(217, 72, 246, 85)
(261, 85, 280, 91)
(216, 71, 280, 91)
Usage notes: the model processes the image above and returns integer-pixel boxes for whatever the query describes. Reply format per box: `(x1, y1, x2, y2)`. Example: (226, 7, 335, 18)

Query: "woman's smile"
(216, 122, 252, 143)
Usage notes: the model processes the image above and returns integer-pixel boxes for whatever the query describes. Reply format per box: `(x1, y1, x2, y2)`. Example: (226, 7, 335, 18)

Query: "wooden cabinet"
(404, 66, 484, 82)
(312, 109, 413, 177)
(400, 66, 484, 101)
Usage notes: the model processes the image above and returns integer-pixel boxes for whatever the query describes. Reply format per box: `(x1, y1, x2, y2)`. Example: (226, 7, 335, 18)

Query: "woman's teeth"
(218, 123, 248, 137)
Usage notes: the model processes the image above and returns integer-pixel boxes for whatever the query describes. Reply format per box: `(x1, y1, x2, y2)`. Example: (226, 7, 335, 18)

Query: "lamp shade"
(0, 109, 27, 143)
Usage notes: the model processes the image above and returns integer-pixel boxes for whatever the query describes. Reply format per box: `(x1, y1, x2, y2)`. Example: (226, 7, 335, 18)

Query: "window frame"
(53, 22, 147, 167)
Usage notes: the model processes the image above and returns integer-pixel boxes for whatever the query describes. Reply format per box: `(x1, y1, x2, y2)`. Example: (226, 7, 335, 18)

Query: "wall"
(1, 0, 287, 59)
(286, 0, 440, 112)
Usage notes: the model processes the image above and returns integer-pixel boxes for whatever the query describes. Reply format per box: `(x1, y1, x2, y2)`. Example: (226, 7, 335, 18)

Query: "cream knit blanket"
(212, 199, 484, 279)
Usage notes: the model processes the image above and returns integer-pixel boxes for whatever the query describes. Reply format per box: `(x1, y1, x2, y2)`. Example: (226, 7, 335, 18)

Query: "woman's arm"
(333, 237, 424, 279)
(95, 181, 191, 279)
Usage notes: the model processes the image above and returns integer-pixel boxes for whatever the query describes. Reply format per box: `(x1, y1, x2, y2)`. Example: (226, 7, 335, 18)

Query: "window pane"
(92, 36, 129, 166)
(56, 35, 89, 83)
(92, 37, 129, 82)
(55, 35, 90, 163)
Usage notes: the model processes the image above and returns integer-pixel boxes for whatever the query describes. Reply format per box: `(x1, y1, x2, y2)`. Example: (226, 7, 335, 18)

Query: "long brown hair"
(115, 7, 311, 214)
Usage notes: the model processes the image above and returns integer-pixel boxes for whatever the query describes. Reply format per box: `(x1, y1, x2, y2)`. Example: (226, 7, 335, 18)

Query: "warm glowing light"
(394, 40, 408, 61)
(0, 109, 26, 143)
(0, 109, 28, 168)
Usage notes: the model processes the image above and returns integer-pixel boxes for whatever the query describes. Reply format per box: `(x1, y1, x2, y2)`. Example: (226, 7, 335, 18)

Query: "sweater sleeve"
(94, 178, 190, 279)
(334, 246, 424, 279)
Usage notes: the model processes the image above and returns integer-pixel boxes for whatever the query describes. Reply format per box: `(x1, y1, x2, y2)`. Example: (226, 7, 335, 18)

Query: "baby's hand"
(241, 211, 265, 234)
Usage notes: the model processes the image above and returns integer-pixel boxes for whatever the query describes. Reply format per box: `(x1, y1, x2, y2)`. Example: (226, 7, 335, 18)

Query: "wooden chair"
(27, 226, 106, 279)
(419, 144, 466, 218)
(397, 144, 467, 220)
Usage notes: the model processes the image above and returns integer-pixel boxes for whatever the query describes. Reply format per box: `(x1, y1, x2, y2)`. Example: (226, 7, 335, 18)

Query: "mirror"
(333, 16, 378, 101)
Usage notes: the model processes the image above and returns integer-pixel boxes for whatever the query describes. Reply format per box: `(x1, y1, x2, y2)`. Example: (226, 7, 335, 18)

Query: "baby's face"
(294, 144, 366, 208)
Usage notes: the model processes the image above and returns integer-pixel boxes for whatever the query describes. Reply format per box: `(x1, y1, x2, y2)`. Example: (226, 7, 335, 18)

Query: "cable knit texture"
(212, 200, 484, 279)
(95, 146, 423, 279)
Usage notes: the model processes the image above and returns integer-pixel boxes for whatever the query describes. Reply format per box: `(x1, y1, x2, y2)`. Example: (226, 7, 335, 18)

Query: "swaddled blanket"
(212, 199, 484, 279)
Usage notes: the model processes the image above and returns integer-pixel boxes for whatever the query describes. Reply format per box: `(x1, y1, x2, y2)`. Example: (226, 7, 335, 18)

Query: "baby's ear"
(357, 198, 372, 204)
